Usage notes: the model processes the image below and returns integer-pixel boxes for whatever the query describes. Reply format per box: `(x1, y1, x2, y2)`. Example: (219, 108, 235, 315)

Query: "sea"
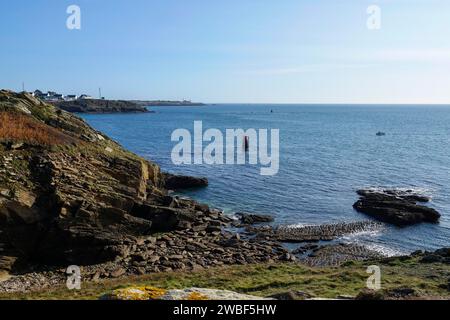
(80, 104, 450, 256)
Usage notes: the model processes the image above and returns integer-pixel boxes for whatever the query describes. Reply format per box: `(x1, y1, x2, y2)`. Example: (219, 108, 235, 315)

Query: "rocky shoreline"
(0, 90, 448, 296)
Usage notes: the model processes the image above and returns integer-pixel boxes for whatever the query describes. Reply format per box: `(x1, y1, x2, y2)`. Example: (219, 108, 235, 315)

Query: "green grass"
(1, 258, 448, 300)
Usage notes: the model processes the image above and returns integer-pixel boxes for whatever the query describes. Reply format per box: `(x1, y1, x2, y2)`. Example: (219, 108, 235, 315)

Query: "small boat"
(376, 131, 386, 136)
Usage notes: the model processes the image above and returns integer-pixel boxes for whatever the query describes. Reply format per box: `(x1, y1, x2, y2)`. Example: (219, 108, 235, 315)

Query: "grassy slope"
(1, 257, 448, 300)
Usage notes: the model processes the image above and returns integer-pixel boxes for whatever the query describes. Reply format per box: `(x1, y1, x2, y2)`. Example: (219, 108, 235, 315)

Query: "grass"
(1, 257, 448, 300)
(0, 112, 77, 146)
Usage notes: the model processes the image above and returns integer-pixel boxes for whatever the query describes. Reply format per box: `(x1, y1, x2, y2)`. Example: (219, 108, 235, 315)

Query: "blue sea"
(81, 104, 450, 256)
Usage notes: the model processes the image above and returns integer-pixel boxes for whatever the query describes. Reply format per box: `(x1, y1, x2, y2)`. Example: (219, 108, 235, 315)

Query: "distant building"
(79, 94, 94, 100)
(64, 95, 78, 101)
(31, 90, 97, 102)
(32, 90, 47, 99)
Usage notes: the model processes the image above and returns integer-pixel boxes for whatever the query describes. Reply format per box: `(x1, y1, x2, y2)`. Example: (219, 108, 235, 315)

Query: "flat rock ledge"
(246, 221, 382, 242)
(353, 189, 441, 226)
(296, 243, 384, 267)
(102, 287, 272, 301)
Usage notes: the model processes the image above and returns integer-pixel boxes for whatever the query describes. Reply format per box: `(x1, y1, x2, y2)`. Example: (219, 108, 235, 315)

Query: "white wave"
(283, 223, 314, 229)
(361, 243, 406, 257)
(339, 228, 383, 240)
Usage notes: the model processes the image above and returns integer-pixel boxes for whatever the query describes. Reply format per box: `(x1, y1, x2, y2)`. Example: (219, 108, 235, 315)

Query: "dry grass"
(0, 112, 76, 146)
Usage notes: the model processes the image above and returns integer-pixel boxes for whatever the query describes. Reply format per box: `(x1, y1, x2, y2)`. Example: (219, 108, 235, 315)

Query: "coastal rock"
(235, 212, 274, 225)
(353, 189, 441, 226)
(163, 173, 208, 190)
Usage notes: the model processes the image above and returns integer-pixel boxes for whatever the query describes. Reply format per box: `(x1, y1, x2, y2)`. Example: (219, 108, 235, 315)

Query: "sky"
(1, 0, 450, 103)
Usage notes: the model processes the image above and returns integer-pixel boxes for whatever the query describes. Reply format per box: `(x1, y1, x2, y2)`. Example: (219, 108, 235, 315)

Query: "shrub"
(0, 112, 76, 145)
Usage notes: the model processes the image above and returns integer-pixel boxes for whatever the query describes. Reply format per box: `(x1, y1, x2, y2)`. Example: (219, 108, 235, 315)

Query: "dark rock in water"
(356, 189, 430, 203)
(353, 189, 440, 226)
(235, 212, 274, 225)
(163, 173, 208, 190)
(247, 221, 382, 243)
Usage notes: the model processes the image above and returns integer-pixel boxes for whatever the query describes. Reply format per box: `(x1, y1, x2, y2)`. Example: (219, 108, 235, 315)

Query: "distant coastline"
(30, 89, 205, 113)
(50, 99, 150, 114)
(51, 99, 206, 114)
(132, 100, 206, 107)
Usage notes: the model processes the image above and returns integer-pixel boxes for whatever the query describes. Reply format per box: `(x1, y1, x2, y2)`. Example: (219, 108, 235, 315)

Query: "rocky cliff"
(0, 90, 208, 273)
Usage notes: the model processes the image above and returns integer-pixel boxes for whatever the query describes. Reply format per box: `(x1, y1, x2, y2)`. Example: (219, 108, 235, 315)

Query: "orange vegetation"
(0, 112, 75, 145)
(187, 292, 209, 300)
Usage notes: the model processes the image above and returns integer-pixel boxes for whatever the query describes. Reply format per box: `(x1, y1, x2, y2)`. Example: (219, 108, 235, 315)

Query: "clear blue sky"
(1, 0, 449, 103)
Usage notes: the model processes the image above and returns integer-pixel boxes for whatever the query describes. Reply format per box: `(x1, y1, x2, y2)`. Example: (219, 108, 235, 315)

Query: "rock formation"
(353, 189, 441, 226)
(163, 173, 209, 190)
(234, 212, 274, 226)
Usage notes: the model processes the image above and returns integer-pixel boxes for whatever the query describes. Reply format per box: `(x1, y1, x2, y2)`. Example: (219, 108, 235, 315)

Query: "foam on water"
(361, 243, 406, 257)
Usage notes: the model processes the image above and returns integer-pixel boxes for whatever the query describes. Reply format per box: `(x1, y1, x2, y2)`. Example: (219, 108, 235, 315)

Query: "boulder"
(163, 173, 208, 190)
(235, 212, 274, 225)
